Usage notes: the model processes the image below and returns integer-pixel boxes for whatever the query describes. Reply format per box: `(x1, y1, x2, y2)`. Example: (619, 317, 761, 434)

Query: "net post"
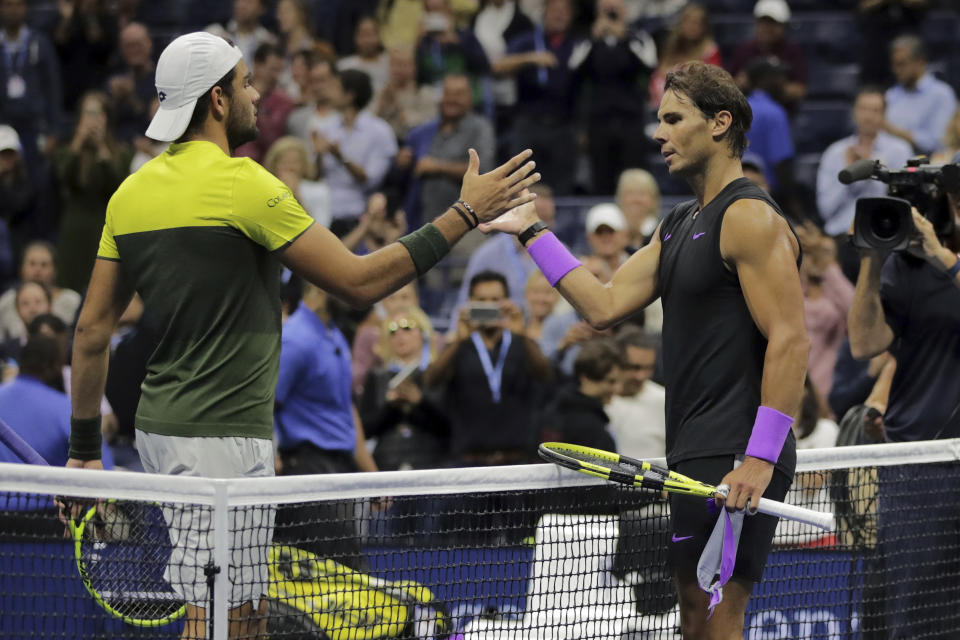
(212, 480, 229, 640)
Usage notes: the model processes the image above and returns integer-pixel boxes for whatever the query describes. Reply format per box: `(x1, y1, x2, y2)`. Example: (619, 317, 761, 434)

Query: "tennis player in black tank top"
(483, 61, 810, 639)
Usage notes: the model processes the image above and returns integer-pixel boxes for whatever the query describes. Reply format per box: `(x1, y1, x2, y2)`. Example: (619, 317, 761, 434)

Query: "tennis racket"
(64, 498, 186, 627)
(0, 417, 185, 626)
(538, 442, 834, 531)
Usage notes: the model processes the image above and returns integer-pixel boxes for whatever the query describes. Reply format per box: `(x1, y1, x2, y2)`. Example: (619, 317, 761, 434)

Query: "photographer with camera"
(425, 270, 553, 466)
(846, 155, 960, 638)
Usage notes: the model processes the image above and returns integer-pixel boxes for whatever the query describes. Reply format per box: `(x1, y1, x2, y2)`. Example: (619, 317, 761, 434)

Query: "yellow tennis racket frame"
(538, 442, 725, 498)
(68, 499, 187, 628)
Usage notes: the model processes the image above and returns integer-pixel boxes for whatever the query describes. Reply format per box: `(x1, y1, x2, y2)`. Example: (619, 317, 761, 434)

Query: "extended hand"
(478, 196, 539, 235)
(715, 456, 773, 514)
(458, 149, 540, 223)
(909, 207, 954, 266)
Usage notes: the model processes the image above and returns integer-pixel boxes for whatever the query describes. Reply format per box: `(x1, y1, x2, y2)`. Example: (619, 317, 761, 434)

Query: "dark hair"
(18, 335, 63, 386)
(469, 270, 509, 298)
(339, 68, 373, 111)
(664, 61, 752, 158)
(795, 375, 821, 440)
(16, 280, 52, 306)
(855, 84, 886, 108)
(574, 338, 622, 381)
(253, 42, 283, 64)
(175, 65, 236, 143)
(307, 51, 339, 75)
(614, 326, 659, 353)
(890, 34, 925, 61)
(27, 313, 67, 337)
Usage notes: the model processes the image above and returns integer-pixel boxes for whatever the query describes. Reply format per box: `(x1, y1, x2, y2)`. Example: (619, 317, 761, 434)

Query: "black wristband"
(457, 199, 480, 227)
(397, 223, 451, 276)
(519, 220, 548, 246)
(947, 255, 960, 279)
(451, 203, 475, 230)
(69, 415, 102, 461)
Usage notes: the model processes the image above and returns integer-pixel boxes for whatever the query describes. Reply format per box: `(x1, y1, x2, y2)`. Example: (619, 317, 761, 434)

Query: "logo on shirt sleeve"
(267, 190, 293, 208)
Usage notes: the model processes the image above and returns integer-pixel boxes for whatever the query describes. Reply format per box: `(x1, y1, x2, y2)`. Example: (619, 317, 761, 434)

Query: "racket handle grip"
(756, 497, 834, 531)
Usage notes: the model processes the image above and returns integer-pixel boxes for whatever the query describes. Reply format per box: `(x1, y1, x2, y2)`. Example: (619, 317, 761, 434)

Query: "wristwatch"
(519, 221, 548, 247)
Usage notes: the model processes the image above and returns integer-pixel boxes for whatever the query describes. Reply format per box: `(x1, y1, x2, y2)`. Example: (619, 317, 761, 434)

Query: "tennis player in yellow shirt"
(65, 32, 539, 639)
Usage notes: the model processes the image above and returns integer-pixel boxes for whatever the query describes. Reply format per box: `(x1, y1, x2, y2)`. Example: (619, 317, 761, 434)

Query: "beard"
(225, 98, 258, 151)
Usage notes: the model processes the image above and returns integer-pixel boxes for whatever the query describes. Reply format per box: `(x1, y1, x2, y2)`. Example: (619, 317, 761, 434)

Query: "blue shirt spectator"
(746, 88, 793, 190)
(885, 73, 957, 156)
(816, 131, 912, 235)
(313, 70, 398, 221)
(0, 375, 113, 467)
(275, 301, 355, 453)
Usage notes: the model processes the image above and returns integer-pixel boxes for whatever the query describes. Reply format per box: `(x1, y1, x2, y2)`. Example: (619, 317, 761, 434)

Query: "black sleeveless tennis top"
(657, 178, 799, 477)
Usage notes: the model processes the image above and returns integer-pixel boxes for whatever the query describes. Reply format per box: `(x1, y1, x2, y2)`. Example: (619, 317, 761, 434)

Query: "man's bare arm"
(69, 258, 135, 467)
(282, 149, 539, 308)
(717, 199, 810, 511)
(848, 253, 894, 359)
(479, 202, 662, 329)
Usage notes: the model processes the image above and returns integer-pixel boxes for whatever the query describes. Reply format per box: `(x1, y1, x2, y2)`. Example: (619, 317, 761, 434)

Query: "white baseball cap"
(145, 32, 244, 142)
(585, 203, 627, 233)
(0, 125, 21, 153)
(754, 0, 790, 23)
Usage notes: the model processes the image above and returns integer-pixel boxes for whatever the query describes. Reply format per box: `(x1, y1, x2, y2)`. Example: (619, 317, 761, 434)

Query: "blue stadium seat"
(788, 14, 859, 63)
(712, 15, 756, 56)
(792, 101, 852, 154)
(794, 153, 822, 192)
(806, 61, 859, 100)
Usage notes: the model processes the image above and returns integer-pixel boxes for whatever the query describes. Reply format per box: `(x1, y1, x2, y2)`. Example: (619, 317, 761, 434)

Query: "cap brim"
(145, 100, 198, 142)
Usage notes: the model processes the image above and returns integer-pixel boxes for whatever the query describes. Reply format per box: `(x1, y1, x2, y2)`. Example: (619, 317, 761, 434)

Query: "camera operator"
(847, 168, 960, 637)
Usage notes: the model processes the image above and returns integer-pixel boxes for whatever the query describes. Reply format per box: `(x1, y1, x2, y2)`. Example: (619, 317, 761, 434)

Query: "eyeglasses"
(387, 318, 419, 334)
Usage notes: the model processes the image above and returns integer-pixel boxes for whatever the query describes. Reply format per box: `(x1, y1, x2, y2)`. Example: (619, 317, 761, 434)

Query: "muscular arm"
(281, 207, 468, 308)
(721, 200, 810, 418)
(282, 149, 539, 308)
(847, 253, 894, 359)
(717, 200, 810, 512)
(72, 259, 134, 421)
(480, 202, 662, 330)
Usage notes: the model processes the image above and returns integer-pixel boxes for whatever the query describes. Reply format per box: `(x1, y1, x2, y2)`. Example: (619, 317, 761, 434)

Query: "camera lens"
(870, 210, 901, 240)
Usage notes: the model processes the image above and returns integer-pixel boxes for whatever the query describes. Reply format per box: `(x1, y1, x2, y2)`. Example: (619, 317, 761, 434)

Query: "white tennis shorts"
(136, 430, 276, 608)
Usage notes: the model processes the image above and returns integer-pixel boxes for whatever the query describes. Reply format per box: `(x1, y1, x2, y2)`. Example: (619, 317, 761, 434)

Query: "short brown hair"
(664, 61, 752, 158)
(574, 338, 622, 382)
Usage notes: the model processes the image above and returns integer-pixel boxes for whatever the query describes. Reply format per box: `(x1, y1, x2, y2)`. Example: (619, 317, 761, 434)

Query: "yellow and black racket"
(538, 442, 834, 531)
(64, 498, 186, 627)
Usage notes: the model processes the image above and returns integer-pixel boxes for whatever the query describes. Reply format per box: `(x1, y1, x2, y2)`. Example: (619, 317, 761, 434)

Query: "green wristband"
(69, 415, 103, 461)
(397, 222, 451, 276)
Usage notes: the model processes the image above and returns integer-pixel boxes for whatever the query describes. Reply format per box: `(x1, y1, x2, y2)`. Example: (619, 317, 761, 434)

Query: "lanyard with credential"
(2, 31, 28, 75)
(532, 26, 548, 86)
(471, 331, 512, 403)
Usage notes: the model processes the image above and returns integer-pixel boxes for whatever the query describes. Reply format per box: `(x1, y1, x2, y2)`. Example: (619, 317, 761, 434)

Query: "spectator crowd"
(0, 0, 958, 485)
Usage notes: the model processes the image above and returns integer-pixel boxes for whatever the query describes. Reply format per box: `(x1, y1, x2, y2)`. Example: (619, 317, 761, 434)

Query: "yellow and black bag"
(267, 544, 451, 640)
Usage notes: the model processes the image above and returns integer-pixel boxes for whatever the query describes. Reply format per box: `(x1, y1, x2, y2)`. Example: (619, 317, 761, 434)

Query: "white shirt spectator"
(605, 381, 666, 458)
(339, 53, 391, 94)
(313, 110, 398, 219)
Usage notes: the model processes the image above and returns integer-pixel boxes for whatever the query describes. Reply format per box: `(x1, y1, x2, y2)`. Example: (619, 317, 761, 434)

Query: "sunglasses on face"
(388, 318, 419, 334)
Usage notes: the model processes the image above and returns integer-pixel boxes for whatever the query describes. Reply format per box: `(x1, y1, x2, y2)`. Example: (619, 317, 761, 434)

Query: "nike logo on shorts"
(693, 232, 706, 239)
(671, 534, 694, 542)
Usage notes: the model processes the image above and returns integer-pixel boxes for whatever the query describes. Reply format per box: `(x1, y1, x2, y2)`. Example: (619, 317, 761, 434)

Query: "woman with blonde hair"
(263, 136, 331, 226)
(615, 168, 661, 249)
(648, 3, 721, 106)
(358, 306, 450, 470)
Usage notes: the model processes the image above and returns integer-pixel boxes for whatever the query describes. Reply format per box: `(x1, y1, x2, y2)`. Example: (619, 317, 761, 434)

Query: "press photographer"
(845, 154, 960, 638)
(846, 155, 960, 441)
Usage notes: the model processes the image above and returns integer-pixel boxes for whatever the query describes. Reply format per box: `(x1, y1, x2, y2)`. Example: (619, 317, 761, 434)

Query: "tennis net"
(2, 439, 960, 639)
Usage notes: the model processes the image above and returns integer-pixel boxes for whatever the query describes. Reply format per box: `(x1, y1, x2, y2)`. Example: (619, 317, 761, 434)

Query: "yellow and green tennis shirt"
(98, 141, 314, 440)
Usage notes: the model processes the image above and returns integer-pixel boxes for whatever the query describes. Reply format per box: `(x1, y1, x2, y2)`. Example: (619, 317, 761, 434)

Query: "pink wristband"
(526, 231, 581, 287)
(745, 406, 794, 463)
